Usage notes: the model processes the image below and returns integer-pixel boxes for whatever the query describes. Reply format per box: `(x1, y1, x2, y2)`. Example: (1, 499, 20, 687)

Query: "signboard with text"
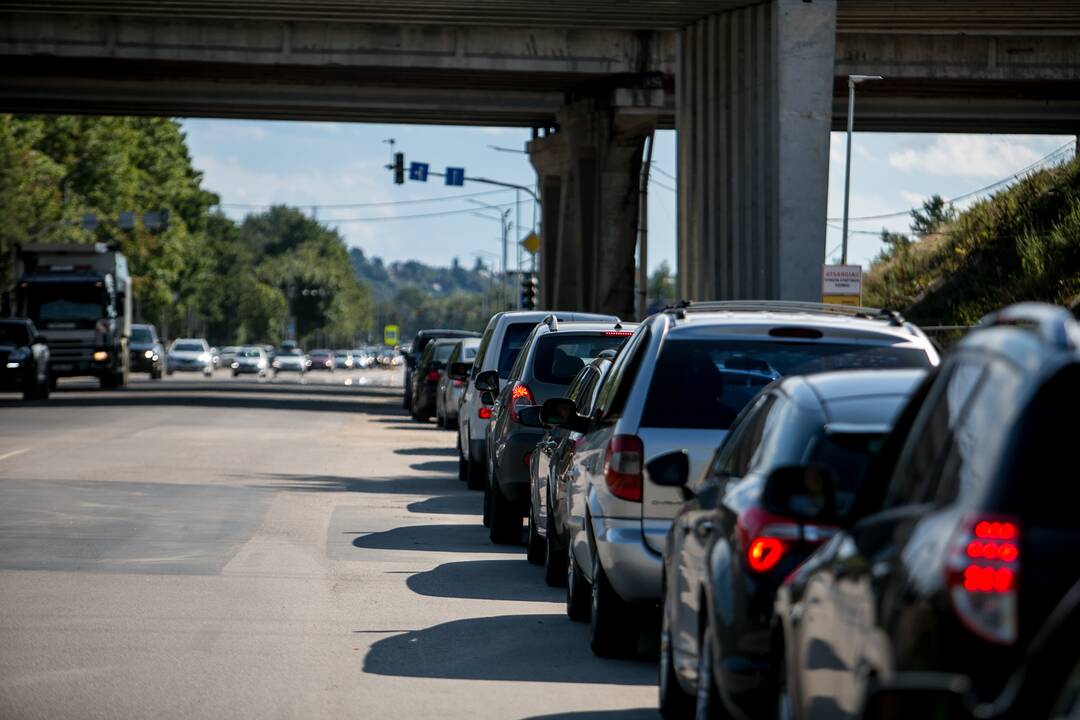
(821, 265, 862, 306)
(383, 325, 399, 346)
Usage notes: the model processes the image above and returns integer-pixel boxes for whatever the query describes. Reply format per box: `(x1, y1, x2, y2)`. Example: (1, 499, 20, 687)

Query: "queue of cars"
(406, 301, 1080, 720)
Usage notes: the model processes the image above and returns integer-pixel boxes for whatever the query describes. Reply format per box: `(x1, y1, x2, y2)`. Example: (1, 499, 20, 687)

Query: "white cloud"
(899, 191, 926, 207)
(887, 135, 1044, 179)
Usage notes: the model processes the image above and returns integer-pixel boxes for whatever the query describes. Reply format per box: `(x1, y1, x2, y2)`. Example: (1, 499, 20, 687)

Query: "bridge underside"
(2, 1, 1079, 313)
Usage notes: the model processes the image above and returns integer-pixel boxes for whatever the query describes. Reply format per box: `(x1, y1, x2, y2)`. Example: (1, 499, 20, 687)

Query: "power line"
(217, 187, 514, 211)
(651, 165, 678, 183)
(318, 199, 531, 224)
(649, 177, 677, 193)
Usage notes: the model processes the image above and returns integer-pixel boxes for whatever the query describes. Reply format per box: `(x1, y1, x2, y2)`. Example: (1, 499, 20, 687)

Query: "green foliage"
(864, 157, 1080, 326)
(648, 261, 677, 309)
(350, 248, 492, 303)
(910, 195, 958, 237)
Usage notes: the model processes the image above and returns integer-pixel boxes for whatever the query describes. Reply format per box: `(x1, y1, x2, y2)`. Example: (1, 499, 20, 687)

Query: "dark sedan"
(403, 329, 481, 412)
(410, 338, 460, 422)
(0, 318, 50, 400)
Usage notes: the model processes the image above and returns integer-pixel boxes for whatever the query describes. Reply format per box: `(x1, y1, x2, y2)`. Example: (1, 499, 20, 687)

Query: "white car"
(231, 346, 269, 377)
(167, 338, 213, 377)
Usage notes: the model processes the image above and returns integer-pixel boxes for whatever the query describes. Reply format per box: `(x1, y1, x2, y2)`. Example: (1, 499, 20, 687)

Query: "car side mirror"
(540, 398, 590, 434)
(761, 465, 840, 523)
(646, 451, 690, 488)
(860, 674, 974, 720)
(480, 390, 495, 406)
(474, 370, 500, 393)
(449, 362, 472, 380)
(517, 406, 543, 428)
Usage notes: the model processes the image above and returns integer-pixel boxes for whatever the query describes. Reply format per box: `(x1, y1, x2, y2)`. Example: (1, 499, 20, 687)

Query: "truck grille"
(46, 338, 95, 363)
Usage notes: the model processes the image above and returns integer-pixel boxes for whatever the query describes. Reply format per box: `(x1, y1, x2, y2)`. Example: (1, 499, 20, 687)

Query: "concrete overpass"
(2, 1, 1078, 315)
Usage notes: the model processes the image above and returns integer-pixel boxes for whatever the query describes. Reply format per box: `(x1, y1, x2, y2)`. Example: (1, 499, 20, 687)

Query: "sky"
(181, 119, 1074, 275)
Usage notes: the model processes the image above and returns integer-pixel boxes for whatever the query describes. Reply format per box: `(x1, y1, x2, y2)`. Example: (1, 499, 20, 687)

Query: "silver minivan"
(545, 301, 941, 656)
(456, 310, 616, 493)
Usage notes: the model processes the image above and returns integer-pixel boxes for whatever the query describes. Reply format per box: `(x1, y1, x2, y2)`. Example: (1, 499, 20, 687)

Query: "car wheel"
(591, 554, 636, 658)
(695, 618, 731, 720)
(458, 446, 469, 482)
(526, 507, 544, 565)
(660, 591, 694, 719)
(489, 477, 522, 545)
(166, 369, 173, 376)
(544, 488, 568, 587)
(48, 375, 58, 391)
(22, 375, 38, 401)
(566, 544, 591, 622)
(467, 454, 486, 492)
(482, 480, 492, 527)
(436, 409, 445, 428)
(232, 370, 239, 378)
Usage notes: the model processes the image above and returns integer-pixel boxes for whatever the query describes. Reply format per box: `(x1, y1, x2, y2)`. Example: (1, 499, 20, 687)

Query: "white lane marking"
(0, 448, 28, 462)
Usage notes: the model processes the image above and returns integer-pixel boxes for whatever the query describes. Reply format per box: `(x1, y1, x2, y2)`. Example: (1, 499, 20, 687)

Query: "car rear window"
(497, 323, 538, 378)
(808, 432, 887, 517)
(531, 333, 628, 385)
(463, 345, 478, 360)
(641, 339, 931, 430)
(433, 343, 455, 363)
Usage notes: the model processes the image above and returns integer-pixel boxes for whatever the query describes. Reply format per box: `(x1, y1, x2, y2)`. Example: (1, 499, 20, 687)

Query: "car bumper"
(494, 431, 543, 503)
(130, 354, 159, 372)
(590, 516, 663, 603)
(169, 361, 209, 371)
(0, 368, 30, 390)
(232, 365, 264, 374)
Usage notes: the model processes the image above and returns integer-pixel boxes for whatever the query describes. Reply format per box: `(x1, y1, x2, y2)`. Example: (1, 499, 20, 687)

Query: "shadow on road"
(393, 446, 457, 457)
(245, 472, 458, 496)
(521, 711, 658, 720)
(362, 614, 654, 686)
(406, 494, 476, 516)
(352, 523, 512, 554)
(407, 559, 560, 603)
(409, 459, 458, 474)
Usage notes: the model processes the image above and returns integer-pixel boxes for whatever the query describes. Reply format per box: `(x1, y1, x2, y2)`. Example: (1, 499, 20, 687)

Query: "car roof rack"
(665, 300, 905, 327)
(543, 314, 559, 332)
(978, 302, 1078, 351)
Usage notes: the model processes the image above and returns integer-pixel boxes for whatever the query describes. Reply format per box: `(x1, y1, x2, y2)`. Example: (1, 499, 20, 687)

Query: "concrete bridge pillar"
(677, 0, 837, 301)
(528, 91, 659, 318)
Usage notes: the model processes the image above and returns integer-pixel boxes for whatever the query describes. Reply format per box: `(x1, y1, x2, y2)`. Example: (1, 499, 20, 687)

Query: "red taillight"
(603, 435, 643, 502)
(508, 382, 535, 423)
(736, 507, 799, 574)
(946, 514, 1020, 645)
(523, 451, 532, 467)
(604, 331, 634, 336)
(452, 378, 464, 387)
(426, 370, 440, 381)
(478, 406, 492, 420)
(748, 538, 786, 573)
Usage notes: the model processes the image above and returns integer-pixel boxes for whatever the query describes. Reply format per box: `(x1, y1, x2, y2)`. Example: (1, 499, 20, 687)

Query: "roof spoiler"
(978, 302, 1078, 351)
(665, 300, 904, 327)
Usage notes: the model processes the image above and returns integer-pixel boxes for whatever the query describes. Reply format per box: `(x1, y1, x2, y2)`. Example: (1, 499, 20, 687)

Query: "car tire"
(660, 591, 694, 719)
(232, 370, 239, 378)
(467, 454, 486, 492)
(526, 507, 544, 565)
(23, 375, 39, 401)
(458, 447, 469, 482)
(566, 544, 591, 623)
(39, 375, 50, 399)
(489, 478, 522, 545)
(48, 375, 58, 391)
(544, 488, 568, 587)
(482, 480, 492, 527)
(590, 555, 637, 658)
(695, 618, 731, 720)
(436, 408, 445, 428)
(166, 369, 173, 376)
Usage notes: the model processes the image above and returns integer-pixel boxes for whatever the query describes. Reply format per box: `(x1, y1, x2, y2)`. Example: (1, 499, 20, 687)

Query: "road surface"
(0, 372, 656, 719)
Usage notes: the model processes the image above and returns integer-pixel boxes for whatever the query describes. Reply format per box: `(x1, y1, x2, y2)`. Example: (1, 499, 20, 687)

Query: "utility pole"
(841, 75, 883, 265)
(637, 132, 654, 319)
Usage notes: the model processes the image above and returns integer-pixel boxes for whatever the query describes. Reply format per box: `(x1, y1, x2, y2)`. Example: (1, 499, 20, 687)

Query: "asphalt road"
(0, 370, 657, 720)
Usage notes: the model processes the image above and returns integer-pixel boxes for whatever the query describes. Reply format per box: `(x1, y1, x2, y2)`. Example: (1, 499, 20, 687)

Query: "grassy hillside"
(864, 155, 1080, 326)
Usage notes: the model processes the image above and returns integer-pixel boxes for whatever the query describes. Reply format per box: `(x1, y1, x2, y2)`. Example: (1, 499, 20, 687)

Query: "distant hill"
(349, 248, 492, 303)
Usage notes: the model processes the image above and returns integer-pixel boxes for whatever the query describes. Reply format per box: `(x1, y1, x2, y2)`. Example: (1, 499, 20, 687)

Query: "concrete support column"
(529, 91, 659, 317)
(677, 0, 836, 301)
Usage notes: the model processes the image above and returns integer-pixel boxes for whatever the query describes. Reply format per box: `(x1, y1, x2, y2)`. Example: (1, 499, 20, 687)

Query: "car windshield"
(497, 323, 538, 378)
(808, 431, 887, 517)
(238, 349, 260, 358)
(642, 339, 931, 430)
(130, 327, 154, 343)
(172, 342, 204, 353)
(0, 323, 30, 346)
(24, 282, 107, 327)
(433, 343, 456, 363)
(280, 349, 302, 356)
(532, 333, 629, 385)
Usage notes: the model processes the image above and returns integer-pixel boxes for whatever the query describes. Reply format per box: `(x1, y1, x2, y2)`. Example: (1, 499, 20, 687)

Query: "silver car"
(167, 338, 213, 376)
(548, 301, 941, 656)
(230, 346, 269, 377)
(272, 348, 306, 375)
(436, 337, 480, 429)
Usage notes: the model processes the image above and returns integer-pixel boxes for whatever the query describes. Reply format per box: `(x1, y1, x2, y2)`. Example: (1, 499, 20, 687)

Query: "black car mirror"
(646, 451, 690, 488)
(517, 405, 543, 428)
(540, 398, 589, 434)
(449, 362, 472, 381)
(480, 390, 495, 406)
(474, 370, 500, 393)
(860, 674, 974, 720)
(761, 465, 840, 523)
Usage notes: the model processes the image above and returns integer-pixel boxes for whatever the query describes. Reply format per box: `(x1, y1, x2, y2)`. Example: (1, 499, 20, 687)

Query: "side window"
(711, 394, 779, 480)
(883, 360, 985, 509)
(472, 326, 495, 377)
(595, 326, 650, 421)
(507, 331, 536, 382)
(934, 360, 1023, 506)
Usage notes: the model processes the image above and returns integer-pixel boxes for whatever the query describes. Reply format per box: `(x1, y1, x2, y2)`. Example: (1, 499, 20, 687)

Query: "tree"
(648, 261, 676, 307)
(910, 195, 958, 237)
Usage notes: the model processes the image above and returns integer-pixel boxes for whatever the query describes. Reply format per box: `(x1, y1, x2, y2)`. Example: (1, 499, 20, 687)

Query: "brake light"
(603, 435, 643, 501)
(452, 378, 464, 387)
(736, 507, 799, 574)
(426, 370, 440, 381)
(946, 514, 1020, 645)
(523, 451, 532, 467)
(509, 382, 535, 423)
(604, 331, 634, 336)
(478, 406, 492, 420)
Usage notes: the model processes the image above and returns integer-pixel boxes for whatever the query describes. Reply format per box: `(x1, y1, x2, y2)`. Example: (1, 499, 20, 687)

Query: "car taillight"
(523, 451, 532, 467)
(426, 370, 440, 381)
(453, 378, 464, 387)
(736, 507, 802, 574)
(478, 406, 492, 420)
(604, 331, 634, 336)
(603, 435, 643, 502)
(508, 382, 535, 423)
(946, 514, 1020, 645)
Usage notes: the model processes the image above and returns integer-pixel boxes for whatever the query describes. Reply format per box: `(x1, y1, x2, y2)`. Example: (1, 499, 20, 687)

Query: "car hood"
(169, 350, 205, 359)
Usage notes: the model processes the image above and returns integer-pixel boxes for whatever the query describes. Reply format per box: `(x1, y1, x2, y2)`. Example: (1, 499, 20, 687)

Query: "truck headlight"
(92, 350, 109, 361)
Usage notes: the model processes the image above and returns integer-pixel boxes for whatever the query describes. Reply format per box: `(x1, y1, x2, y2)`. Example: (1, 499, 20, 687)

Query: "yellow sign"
(822, 294, 862, 307)
(520, 231, 541, 255)
(383, 325, 399, 346)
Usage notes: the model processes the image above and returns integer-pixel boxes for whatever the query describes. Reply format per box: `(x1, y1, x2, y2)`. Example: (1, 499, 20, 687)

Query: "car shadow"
(406, 494, 475, 516)
(361, 614, 654, 686)
(409, 459, 458, 474)
(406, 559, 560, 603)
(244, 472, 456, 496)
(394, 447, 457, 457)
(520, 711, 658, 720)
(352, 523, 513, 554)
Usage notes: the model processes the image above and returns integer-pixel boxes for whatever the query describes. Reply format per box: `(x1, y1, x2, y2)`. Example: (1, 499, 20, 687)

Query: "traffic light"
(520, 275, 538, 310)
(393, 152, 405, 185)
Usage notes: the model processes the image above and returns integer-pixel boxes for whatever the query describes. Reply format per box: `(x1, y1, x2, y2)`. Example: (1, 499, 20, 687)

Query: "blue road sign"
(445, 167, 465, 186)
(408, 162, 429, 182)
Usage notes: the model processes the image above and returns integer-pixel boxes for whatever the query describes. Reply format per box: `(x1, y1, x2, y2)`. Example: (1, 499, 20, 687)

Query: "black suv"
(774, 303, 1080, 718)
(404, 329, 480, 411)
(0, 318, 50, 400)
(128, 323, 164, 379)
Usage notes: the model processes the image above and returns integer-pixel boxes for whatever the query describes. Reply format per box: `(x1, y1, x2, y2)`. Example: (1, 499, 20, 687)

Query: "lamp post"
(469, 199, 513, 307)
(840, 74, 883, 265)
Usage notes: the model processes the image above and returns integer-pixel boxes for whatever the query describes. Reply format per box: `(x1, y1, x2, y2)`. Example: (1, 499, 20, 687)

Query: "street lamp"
(468, 199, 513, 307)
(840, 74, 883, 265)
